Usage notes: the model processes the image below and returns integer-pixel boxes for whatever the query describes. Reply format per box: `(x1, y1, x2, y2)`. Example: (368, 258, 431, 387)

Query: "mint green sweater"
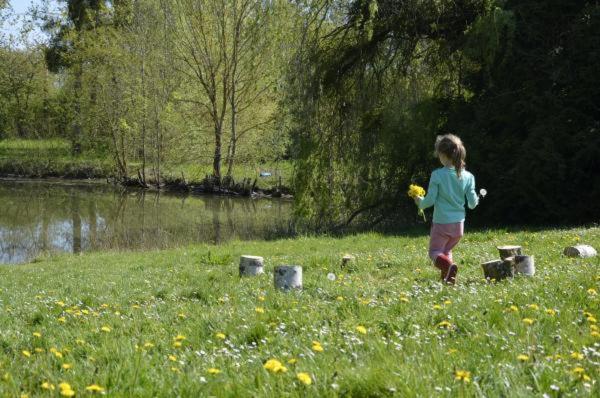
(418, 167, 479, 224)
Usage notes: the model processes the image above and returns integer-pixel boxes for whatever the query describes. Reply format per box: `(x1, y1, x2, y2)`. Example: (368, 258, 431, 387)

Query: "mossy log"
(563, 245, 597, 258)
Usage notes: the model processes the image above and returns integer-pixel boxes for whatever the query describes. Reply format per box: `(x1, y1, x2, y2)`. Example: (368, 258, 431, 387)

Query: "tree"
(173, 0, 283, 182)
(44, 0, 110, 154)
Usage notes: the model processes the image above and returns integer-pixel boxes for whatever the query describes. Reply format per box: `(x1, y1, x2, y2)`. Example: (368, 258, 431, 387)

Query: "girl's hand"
(414, 196, 422, 205)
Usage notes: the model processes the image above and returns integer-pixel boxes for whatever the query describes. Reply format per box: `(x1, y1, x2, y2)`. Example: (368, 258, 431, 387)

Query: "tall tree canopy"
(288, 0, 600, 229)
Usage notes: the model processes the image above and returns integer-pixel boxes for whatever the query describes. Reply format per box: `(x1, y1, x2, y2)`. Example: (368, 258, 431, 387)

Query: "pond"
(0, 179, 293, 264)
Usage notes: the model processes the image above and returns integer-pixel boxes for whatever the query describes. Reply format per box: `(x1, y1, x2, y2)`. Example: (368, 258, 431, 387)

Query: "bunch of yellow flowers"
(407, 184, 426, 198)
(407, 184, 426, 221)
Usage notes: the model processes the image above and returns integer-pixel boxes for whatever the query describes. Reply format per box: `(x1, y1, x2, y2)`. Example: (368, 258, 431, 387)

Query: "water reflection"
(0, 179, 293, 264)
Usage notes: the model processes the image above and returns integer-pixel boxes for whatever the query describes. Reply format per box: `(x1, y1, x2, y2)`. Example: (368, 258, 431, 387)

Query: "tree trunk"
(213, 122, 222, 180)
(72, 65, 83, 155)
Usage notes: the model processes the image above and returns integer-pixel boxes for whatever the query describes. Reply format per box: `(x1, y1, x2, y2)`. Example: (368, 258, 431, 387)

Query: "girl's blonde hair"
(434, 134, 466, 177)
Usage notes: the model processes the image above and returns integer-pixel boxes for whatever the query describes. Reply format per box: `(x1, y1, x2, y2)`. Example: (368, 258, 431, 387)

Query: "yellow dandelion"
(571, 367, 592, 381)
(587, 316, 597, 324)
(100, 303, 109, 309)
(454, 370, 471, 383)
(508, 305, 519, 312)
(570, 352, 584, 360)
(545, 308, 556, 316)
(170, 367, 181, 373)
(437, 320, 453, 329)
(33, 332, 42, 338)
(22, 350, 31, 358)
(85, 384, 105, 393)
(444, 300, 452, 305)
(522, 318, 535, 326)
(311, 341, 324, 352)
(517, 354, 529, 362)
(173, 341, 182, 348)
(62, 363, 73, 370)
(75, 339, 85, 345)
(255, 307, 265, 314)
(56, 301, 66, 307)
(143, 342, 154, 349)
(263, 359, 288, 373)
(447, 348, 458, 354)
(433, 304, 443, 310)
(287, 358, 298, 364)
(58, 382, 71, 390)
(57, 317, 66, 324)
(399, 296, 409, 303)
(591, 331, 600, 338)
(174, 334, 186, 341)
(34, 348, 44, 353)
(215, 333, 226, 340)
(258, 295, 266, 302)
(168, 355, 177, 362)
(100, 326, 111, 333)
(177, 313, 186, 319)
(41, 382, 55, 391)
(528, 304, 539, 310)
(336, 296, 344, 301)
(207, 368, 221, 375)
(355, 325, 367, 335)
(297, 372, 312, 385)
(587, 288, 597, 296)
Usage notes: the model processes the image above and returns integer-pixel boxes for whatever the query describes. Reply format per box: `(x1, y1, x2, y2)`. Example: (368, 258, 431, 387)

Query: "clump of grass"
(0, 227, 598, 396)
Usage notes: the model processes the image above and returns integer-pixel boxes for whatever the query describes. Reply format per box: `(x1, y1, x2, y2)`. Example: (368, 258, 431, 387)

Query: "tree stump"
(514, 255, 535, 276)
(239, 255, 264, 277)
(274, 265, 302, 291)
(563, 245, 597, 258)
(341, 255, 355, 269)
(481, 259, 514, 281)
(497, 245, 522, 260)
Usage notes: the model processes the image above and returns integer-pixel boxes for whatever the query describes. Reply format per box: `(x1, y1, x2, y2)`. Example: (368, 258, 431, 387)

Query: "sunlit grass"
(0, 226, 598, 396)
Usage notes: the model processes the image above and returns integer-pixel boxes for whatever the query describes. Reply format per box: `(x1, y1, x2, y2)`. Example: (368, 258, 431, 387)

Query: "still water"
(0, 179, 293, 264)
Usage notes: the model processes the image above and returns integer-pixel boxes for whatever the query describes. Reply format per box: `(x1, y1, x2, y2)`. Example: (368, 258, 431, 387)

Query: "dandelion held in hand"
(407, 184, 427, 221)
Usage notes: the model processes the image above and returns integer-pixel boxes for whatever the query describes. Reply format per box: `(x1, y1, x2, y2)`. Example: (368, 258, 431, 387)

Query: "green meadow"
(0, 226, 598, 397)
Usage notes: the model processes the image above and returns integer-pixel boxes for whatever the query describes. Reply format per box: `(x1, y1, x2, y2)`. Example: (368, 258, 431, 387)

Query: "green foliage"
(289, 0, 599, 228)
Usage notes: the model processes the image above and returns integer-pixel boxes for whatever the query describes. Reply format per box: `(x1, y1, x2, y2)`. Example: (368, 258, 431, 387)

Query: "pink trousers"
(429, 222, 464, 262)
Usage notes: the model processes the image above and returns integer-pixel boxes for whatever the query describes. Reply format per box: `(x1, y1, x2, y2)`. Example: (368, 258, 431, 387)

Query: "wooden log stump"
(497, 245, 522, 260)
(274, 265, 302, 291)
(341, 255, 355, 269)
(481, 259, 514, 281)
(239, 255, 264, 277)
(563, 245, 597, 258)
(514, 255, 535, 276)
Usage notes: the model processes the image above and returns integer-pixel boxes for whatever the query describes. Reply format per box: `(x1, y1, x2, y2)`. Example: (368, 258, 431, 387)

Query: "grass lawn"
(0, 226, 599, 397)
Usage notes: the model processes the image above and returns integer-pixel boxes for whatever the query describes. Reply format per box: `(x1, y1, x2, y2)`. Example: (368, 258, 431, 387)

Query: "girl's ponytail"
(434, 134, 466, 178)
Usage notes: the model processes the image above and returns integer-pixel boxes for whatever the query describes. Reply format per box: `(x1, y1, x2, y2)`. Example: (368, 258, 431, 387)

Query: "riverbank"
(1, 227, 598, 396)
(0, 139, 292, 195)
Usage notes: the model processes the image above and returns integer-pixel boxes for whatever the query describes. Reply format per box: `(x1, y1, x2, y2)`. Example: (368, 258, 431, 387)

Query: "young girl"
(415, 134, 479, 284)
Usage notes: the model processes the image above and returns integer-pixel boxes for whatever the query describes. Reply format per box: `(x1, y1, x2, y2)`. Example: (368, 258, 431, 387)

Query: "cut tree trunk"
(274, 266, 302, 291)
(514, 255, 535, 276)
(239, 255, 264, 277)
(563, 245, 597, 258)
(481, 259, 514, 281)
(497, 245, 522, 260)
(341, 255, 355, 269)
